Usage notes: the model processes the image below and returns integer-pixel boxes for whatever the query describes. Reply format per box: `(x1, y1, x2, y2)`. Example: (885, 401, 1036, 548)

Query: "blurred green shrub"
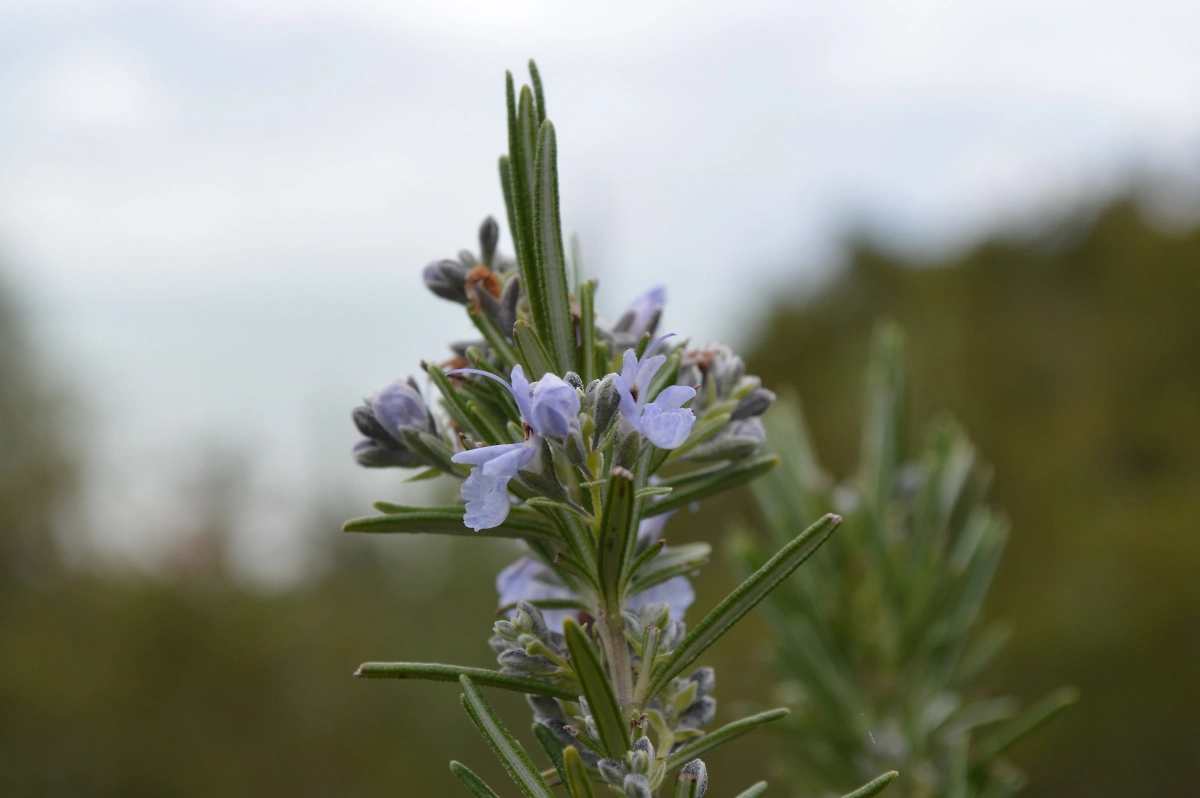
(741, 196, 1200, 797)
(732, 321, 1074, 797)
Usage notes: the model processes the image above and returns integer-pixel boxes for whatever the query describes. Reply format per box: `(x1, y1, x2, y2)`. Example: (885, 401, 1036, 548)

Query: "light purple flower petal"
(496, 556, 578, 630)
(371, 380, 430, 439)
(627, 575, 695, 620)
(508, 364, 535, 424)
(529, 373, 580, 439)
(651, 385, 696, 411)
(453, 440, 538, 530)
(639, 401, 696, 449)
(625, 285, 667, 338)
(636, 511, 674, 547)
(634, 354, 666, 400)
(460, 468, 516, 530)
(451, 440, 530, 467)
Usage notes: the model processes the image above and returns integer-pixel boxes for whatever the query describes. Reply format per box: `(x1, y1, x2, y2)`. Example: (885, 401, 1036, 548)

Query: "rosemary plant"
(731, 321, 1077, 798)
(342, 62, 896, 798)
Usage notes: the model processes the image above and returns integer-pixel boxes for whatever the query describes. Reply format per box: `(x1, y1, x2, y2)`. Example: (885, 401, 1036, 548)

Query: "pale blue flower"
(610, 285, 667, 344)
(448, 364, 582, 530)
(371, 379, 433, 438)
(615, 344, 697, 449)
(454, 440, 539, 530)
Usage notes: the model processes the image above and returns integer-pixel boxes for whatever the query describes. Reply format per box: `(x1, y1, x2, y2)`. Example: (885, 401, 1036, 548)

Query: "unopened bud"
(598, 759, 625, 786)
(731, 387, 776, 420)
(479, 216, 500, 265)
(623, 774, 652, 798)
(688, 667, 716, 697)
(680, 760, 708, 797)
(592, 374, 621, 446)
(423, 258, 470, 304)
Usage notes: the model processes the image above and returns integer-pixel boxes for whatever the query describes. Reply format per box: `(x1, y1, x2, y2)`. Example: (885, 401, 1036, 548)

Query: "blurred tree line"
(1, 192, 1196, 796)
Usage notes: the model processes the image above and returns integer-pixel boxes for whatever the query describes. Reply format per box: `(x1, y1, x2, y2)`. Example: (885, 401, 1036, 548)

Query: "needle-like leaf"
(532, 120, 574, 373)
(841, 771, 899, 798)
(562, 617, 629, 758)
(663, 709, 789, 769)
(459, 675, 556, 798)
(450, 761, 502, 798)
(643, 514, 841, 698)
(355, 663, 576, 701)
(562, 746, 596, 798)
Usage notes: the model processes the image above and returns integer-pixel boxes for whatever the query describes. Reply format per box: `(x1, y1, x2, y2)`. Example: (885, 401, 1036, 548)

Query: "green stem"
(595, 606, 635, 714)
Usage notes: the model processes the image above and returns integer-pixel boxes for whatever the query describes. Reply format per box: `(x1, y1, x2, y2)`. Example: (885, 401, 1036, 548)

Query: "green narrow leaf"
(973, 687, 1079, 770)
(533, 723, 568, 787)
(450, 761, 502, 798)
(562, 746, 596, 798)
(596, 466, 637, 611)
(529, 59, 547, 126)
(345, 506, 558, 541)
(427, 364, 494, 443)
(644, 514, 840, 698)
(562, 617, 629, 758)
(499, 154, 519, 263)
(505, 73, 537, 302)
(518, 87, 538, 214)
(459, 675, 556, 798)
(840, 771, 899, 798)
(356, 662, 578, 701)
(578, 278, 597, 383)
(514, 320, 558, 379)
(469, 308, 521, 369)
(532, 120, 575, 373)
(732, 783, 769, 798)
(646, 456, 780, 517)
(663, 708, 789, 769)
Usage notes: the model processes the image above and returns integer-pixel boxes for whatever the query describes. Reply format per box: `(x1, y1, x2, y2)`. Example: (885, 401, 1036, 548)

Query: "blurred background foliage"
(1, 191, 1197, 796)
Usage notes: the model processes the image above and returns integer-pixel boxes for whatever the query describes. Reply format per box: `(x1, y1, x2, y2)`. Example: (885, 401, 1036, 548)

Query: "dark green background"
(1, 195, 1196, 796)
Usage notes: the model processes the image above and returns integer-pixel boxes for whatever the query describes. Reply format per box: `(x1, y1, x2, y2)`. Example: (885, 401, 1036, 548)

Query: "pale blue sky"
(2, 0, 1198, 578)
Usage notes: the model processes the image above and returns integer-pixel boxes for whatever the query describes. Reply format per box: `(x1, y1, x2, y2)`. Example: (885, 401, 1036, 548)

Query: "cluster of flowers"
(350, 218, 774, 630)
(342, 60, 890, 798)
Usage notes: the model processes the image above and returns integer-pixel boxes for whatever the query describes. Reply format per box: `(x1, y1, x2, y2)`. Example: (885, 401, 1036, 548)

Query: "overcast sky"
(2, 0, 1198, 578)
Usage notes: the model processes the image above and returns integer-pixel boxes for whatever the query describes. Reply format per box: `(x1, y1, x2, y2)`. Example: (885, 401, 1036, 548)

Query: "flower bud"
(515, 600, 550, 640)
(592, 374, 621, 446)
(632, 735, 655, 758)
(731, 387, 776, 420)
(679, 760, 708, 797)
(527, 695, 564, 722)
(497, 648, 557, 675)
(564, 427, 589, 471)
(423, 258, 470, 303)
(352, 439, 424, 468)
(563, 371, 584, 390)
(352, 405, 391, 442)
(493, 620, 519, 640)
(479, 215, 500, 265)
(372, 379, 433, 440)
(678, 696, 717, 729)
(629, 749, 650, 775)
(623, 774, 652, 798)
(598, 759, 625, 786)
(614, 428, 643, 470)
(688, 667, 716, 697)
